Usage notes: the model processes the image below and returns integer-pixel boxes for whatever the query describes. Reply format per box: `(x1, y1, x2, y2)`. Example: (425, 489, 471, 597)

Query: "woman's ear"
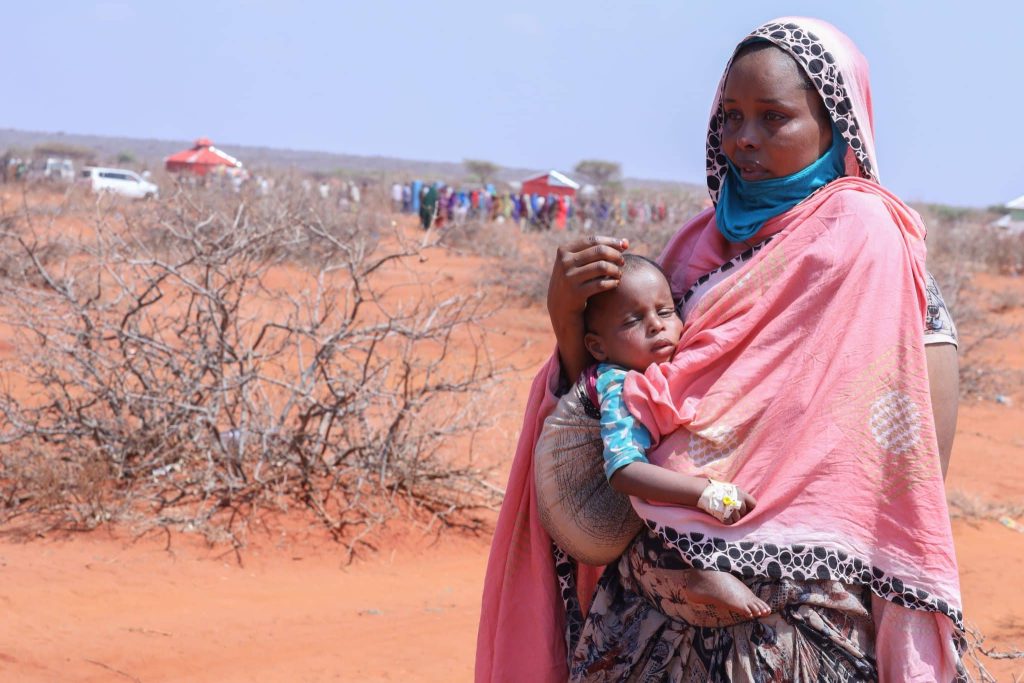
(584, 332, 608, 361)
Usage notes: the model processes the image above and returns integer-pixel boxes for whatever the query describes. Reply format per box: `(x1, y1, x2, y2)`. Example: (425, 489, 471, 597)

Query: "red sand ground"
(0, 199, 1021, 681)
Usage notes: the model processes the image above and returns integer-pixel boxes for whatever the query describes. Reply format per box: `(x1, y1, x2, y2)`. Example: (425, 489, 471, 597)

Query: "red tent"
(520, 170, 579, 198)
(165, 138, 243, 176)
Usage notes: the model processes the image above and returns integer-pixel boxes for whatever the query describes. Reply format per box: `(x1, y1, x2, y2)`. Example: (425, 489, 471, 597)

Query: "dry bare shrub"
(433, 216, 523, 260)
(431, 217, 560, 306)
(947, 489, 1024, 521)
(0, 186, 504, 556)
(962, 622, 1024, 682)
(921, 205, 1023, 398)
(0, 190, 81, 289)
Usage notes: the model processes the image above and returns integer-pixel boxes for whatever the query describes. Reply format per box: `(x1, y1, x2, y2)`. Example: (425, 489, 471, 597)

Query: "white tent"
(1005, 194, 1024, 211)
(993, 194, 1024, 234)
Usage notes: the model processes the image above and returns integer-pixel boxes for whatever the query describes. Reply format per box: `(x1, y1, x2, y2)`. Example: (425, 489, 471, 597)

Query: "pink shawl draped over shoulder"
(625, 177, 965, 681)
(474, 356, 605, 683)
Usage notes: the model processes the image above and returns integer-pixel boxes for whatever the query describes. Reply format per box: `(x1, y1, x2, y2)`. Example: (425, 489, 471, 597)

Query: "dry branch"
(0, 186, 504, 553)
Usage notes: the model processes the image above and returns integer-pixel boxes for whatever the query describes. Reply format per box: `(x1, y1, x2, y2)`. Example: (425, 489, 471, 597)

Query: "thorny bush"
(922, 205, 1023, 399)
(0, 185, 503, 556)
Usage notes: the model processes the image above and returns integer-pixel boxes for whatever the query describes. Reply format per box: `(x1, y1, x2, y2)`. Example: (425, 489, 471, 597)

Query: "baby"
(581, 253, 770, 620)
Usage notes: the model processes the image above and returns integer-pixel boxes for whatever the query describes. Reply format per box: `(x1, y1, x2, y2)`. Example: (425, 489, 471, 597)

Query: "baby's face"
(585, 266, 683, 370)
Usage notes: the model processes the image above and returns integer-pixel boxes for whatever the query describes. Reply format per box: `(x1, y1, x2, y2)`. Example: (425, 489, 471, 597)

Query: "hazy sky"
(9, 1, 1021, 206)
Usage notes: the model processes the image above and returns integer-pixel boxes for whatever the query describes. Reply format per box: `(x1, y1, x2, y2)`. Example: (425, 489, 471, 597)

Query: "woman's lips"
(737, 164, 771, 181)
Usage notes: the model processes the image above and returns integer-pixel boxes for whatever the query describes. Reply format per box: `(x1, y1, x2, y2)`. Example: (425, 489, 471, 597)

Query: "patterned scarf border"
(647, 521, 965, 632)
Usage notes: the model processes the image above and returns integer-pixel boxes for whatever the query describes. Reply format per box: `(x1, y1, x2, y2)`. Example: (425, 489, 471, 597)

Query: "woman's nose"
(736, 121, 760, 149)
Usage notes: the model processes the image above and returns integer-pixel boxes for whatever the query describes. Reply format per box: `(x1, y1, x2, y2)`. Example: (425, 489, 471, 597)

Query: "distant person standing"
(454, 192, 469, 224)
(391, 182, 404, 212)
(420, 185, 438, 230)
(446, 187, 458, 223)
(411, 180, 423, 214)
(402, 183, 412, 212)
(481, 191, 492, 221)
(435, 187, 450, 228)
(511, 193, 522, 226)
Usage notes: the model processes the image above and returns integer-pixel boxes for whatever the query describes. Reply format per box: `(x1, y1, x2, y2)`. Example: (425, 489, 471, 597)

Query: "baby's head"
(583, 254, 683, 371)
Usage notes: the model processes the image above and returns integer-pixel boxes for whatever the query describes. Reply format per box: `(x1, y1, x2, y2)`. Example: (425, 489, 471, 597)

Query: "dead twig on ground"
(84, 658, 142, 683)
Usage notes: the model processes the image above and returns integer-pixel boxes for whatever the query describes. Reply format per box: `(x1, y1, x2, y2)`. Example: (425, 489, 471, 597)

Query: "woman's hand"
(547, 235, 629, 382)
(548, 235, 630, 317)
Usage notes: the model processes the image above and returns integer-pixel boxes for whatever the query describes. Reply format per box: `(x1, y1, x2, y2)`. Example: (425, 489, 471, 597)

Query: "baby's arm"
(599, 364, 756, 522)
(609, 462, 706, 506)
(610, 463, 757, 523)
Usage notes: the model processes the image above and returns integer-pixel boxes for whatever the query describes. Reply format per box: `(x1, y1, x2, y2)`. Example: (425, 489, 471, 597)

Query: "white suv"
(80, 167, 159, 199)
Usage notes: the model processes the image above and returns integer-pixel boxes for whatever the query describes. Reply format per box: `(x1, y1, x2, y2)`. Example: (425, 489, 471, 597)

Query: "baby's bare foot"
(683, 570, 771, 622)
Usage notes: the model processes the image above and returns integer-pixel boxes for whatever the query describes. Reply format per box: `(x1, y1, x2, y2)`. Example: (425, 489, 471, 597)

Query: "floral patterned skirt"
(566, 530, 879, 682)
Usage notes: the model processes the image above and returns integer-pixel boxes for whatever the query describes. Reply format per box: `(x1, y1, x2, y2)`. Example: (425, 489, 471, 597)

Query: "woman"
(477, 17, 967, 682)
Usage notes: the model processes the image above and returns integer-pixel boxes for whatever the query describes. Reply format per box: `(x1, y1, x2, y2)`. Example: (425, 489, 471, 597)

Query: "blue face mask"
(715, 124, 847, 243)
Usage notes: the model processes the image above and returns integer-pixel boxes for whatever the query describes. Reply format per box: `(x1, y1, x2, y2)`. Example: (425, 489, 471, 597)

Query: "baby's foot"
(682, 570, 771, 623)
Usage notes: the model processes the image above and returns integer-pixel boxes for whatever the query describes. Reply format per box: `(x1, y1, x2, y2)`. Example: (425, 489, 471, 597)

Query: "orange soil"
(1, 197, 1022, 681)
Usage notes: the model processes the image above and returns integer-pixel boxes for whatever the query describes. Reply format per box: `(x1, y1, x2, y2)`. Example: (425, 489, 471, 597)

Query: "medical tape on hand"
(697, 479, 742, 522)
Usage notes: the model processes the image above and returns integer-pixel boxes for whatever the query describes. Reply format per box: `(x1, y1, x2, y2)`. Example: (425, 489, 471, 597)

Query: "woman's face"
(721, 46, 833, 181)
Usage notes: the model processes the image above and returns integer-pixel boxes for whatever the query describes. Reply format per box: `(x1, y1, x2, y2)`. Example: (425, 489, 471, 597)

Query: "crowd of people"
(389, 180, 685, 232)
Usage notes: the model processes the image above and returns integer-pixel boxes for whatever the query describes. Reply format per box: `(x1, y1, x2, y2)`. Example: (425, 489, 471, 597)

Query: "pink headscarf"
(705, 17, 880, 205)
(477, 17, 966, 682)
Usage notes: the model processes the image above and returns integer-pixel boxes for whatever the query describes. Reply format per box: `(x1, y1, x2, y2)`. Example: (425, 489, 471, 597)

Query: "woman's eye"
(724, 110, 741, 121)
(765, 111, 786, 122)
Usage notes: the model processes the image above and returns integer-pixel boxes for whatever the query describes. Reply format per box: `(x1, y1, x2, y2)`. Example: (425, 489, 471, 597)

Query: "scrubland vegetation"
(0, 179, 1020, 562)
(0, 182, 503, 557)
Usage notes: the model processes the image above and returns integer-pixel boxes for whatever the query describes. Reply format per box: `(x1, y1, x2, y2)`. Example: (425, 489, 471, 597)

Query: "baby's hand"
(723, 488, 757, 525)
(697, 479, 757, 524)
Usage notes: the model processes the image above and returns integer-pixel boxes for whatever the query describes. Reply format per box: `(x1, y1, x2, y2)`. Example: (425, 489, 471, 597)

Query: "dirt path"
(0, 530, 488, 682)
